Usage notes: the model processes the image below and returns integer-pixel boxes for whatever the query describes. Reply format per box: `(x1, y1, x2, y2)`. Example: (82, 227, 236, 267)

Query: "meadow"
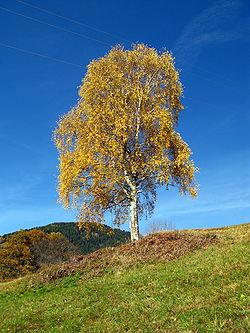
(0, 223, 249, 333)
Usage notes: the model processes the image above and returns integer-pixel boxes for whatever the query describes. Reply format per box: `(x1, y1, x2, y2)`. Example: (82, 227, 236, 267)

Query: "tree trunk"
(129, 188, 139, 241)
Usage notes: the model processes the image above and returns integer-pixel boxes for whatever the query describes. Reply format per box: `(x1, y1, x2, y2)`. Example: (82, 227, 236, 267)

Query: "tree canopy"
(54, 44, 198, 240)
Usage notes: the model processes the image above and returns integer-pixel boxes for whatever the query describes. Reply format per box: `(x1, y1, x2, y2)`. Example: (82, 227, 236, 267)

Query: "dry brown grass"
(36, 231, 217, 283)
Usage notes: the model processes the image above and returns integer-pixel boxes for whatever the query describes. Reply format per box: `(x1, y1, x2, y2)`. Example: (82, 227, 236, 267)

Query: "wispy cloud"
(0, 176, 42, 209)
(161, 196, 250, 216)
(157, 182, 250, 216)
(0, 133, 45, 156)
(155, 151, 250, 222)
(173, 0, 250, 68)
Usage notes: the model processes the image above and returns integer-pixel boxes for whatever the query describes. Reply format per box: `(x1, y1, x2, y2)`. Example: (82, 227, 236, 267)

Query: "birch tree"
(54, 44, 198, 241)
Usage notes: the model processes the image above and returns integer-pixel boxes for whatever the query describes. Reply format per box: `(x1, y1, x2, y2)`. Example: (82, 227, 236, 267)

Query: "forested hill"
(2, 222, 130, 254)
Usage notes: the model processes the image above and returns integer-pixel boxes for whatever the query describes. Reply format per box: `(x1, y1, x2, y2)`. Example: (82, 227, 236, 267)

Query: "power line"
(0, 42, 217, 108)
(0, 6, 111, 47)
(15, 0, 131, 44)
(186, 70, 235, 89)
(0, 5, 238, 93)
(1, 6, 235, 91)
(0, 42, 84, 68)
(0, 40, 231, 116)
(188, 63, 236, 85)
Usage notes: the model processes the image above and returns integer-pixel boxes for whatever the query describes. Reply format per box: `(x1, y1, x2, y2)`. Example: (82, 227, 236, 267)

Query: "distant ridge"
(2, 222, 130, 254)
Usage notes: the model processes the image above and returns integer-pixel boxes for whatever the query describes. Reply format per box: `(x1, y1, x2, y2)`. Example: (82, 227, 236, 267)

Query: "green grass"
(0, 224, 249, 333)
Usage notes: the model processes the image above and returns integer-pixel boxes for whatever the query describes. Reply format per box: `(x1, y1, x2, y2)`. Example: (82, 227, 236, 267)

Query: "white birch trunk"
(129, 187, 139, 241)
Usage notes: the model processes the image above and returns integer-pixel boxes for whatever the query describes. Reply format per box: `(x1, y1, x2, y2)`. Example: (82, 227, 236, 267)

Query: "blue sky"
(0, 0, 249, 235)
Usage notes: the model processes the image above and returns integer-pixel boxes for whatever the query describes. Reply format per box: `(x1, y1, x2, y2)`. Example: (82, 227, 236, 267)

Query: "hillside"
(2, 221, 130, 254)
(0, 223, 249, 333)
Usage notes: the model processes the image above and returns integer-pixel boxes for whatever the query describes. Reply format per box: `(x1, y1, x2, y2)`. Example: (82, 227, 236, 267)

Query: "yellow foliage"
(54, 44, 198, 227)
(0, 230, 77, 279)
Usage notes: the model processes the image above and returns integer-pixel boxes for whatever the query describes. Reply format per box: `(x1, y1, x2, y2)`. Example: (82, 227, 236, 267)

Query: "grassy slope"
(0, 224, 249, 333)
